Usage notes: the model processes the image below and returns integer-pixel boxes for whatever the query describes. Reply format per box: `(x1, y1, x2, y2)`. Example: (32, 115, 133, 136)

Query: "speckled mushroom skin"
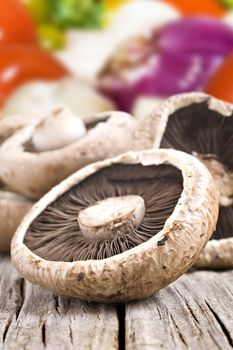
(0, 111, 137, 199)
(144, 92, 233, 269)
(0, 191, 33, 253)
(11, 149, 218, 302)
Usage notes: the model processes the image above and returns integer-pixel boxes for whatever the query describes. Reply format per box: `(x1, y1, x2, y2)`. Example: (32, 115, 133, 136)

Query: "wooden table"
(0, 254, 233, 350)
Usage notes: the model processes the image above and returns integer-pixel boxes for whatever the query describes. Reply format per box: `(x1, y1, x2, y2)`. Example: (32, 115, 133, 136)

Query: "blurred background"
(1, 0, 233, 119)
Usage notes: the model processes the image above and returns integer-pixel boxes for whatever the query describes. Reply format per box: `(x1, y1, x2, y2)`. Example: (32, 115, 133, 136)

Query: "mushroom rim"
(151, 92, 233, 149)
(195, 237, 233, 269)
(11, 148, 217, 270)
(0, 111, 131, 156)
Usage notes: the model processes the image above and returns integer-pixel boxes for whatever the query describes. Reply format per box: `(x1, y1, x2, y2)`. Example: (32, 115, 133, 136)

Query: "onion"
(56, 1, 180, 82)
(98, 17, 233, 112)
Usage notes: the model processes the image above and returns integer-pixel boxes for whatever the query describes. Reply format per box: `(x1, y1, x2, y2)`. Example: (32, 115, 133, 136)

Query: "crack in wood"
(69, 324, 73, 345)
(41, 321, 46, 347)
(15, 277, 24, 321)
(174, 286, 200, 325)
(117, 303, 125, 350)
(53, 295, 60, 315)
(2, 318, 12, 342)
(205, 300, 233, 348)
(170, 313, 187, 347)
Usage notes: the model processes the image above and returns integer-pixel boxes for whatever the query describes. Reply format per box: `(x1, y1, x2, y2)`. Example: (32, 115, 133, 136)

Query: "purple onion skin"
(98, 17, 233, 112)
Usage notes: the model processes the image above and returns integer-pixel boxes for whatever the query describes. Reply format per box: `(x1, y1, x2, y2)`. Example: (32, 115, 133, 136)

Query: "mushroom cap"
(0, 113, 42, 144)
(0, 190, 32, 253)
(11, 149, 218, 302)
(0, 110, 136, 199)
(145, 92, 233, 269)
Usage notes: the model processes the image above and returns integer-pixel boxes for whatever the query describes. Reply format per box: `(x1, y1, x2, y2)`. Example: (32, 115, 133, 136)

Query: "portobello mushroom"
(11, 149, 218, 302)
(0, 114, 40, 252)
(145, 92, 233, 269)
(0, 106, 136, 199)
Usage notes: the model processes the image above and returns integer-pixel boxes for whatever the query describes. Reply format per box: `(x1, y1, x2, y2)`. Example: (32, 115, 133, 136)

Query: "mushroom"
(144, 92, 233, 269)
(0, 106, 137, 199)
(0, 113, 42, 144)
(0, 190, 32, 253)
(11, 149, 218, 302)
(0, 114, 42, 252)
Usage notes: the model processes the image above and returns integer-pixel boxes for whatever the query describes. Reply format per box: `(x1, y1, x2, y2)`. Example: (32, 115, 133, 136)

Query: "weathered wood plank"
(125, 270, 233, 350)
(1, 253, 233, 350)
(0, 255, 118, 350)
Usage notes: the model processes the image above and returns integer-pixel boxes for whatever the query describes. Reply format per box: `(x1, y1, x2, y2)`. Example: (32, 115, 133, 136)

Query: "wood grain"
(0, 255, 118, 350)
(125, 270, 233, 350)
(1, 254, 233, 350)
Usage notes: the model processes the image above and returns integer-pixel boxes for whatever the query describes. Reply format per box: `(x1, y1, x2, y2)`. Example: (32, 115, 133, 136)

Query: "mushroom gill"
(159, 101, 233, 240)
(24, 163, 183, 262)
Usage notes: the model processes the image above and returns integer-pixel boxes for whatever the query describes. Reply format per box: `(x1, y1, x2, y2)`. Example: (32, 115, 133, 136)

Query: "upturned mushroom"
(144, 92, 233, 269)
(11, 149, 218, 302)
(0, 106, 137, 199)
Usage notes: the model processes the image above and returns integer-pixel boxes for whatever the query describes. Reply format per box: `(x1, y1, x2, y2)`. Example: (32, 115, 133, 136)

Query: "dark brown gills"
(160, 101, 233, 240)
(24, 164, 183, 262)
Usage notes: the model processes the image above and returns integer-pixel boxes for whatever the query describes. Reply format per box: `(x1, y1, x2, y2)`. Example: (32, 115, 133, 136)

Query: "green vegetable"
(22, 0, 51, 23)
(220, 0, 233, 8)
(50, 0, 105, 29)
(38, 24, 65, 51)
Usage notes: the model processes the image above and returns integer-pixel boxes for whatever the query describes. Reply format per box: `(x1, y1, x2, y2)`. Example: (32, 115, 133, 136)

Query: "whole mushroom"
(144, 92, 233, 269)
(0, 106, 137, 199)
(11, 149, 218, 302)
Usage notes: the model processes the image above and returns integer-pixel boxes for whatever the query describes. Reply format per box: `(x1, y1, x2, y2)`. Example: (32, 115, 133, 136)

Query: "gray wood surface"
(0, 254, 233, 350)
(0, 255, 118, 350)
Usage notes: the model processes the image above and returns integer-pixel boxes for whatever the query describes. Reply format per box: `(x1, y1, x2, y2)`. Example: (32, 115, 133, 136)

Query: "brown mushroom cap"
(11, 149, 218, 302)
(145, 92, 233, 269)
(0, 190, 32, 253)
(0, 108, 137, 199)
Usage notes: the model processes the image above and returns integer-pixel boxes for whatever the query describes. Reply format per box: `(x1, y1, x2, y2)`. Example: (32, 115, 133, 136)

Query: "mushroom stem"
(31, 106, 87, 152)
(78, 195, 145, 240)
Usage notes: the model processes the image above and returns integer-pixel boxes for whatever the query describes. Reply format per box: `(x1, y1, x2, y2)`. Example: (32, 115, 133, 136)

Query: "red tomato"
(0, 0, 38, 46)
(164, 0, 225, 17)
(0, 46, 70, 106)
(205, 54, 233, 103)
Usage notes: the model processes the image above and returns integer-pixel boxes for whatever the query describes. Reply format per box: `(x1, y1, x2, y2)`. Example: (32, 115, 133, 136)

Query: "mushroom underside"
(160, 101, 233, 240)
(24, 163, 183, 262)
